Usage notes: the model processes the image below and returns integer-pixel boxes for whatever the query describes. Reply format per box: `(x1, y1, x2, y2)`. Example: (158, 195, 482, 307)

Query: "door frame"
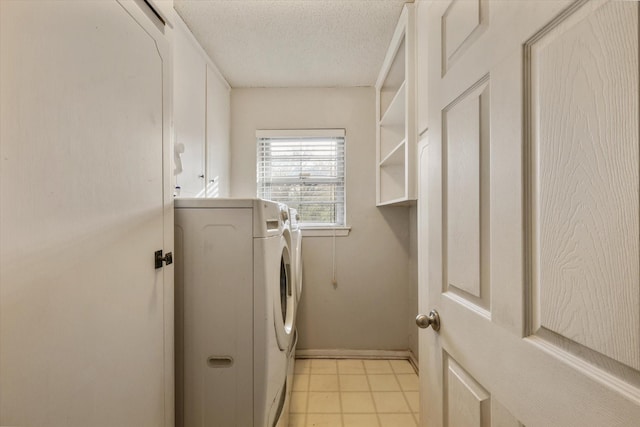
(116, 1, 175, 425)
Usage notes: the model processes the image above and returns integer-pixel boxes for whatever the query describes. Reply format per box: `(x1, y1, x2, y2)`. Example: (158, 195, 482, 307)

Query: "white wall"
(231, 87, 412, 350)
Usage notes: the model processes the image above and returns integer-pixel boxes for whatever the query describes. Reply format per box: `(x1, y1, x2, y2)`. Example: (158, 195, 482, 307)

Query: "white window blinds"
(257, 130, 346, 226)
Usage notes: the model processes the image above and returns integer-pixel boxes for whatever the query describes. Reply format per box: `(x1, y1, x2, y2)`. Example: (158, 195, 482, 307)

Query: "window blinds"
(257, 130, 345, 226)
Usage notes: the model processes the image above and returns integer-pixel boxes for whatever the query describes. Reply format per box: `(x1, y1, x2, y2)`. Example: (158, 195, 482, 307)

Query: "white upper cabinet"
(376, 4, 416, 206)
(206, 65, 231, 198)
(174, 20, 206, 197)
(173, 14, 231, 198)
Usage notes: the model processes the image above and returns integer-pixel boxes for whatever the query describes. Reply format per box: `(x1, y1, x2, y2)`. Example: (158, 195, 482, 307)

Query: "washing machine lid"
(174, 197, 257, 209)
(174, 198, 288, 238)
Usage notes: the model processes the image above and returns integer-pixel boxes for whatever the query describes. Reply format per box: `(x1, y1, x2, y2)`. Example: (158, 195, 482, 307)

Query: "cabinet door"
(0, 1, 173, 425)
(206, 65, 231, 198)
(175, 22, 206, 197)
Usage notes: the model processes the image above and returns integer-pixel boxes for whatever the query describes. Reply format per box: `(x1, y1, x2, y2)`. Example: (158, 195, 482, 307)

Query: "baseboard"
(296, 349, 413, 360)
(296, 349, 420, 374)
(407, 349, 419, 373)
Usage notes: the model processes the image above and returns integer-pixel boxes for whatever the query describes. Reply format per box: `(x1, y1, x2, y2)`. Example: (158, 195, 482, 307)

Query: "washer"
(274, 206, 296, 353)
(289, 207, 303, 306)
(175, 198, 294, 427)
(277, 207, 303, 427)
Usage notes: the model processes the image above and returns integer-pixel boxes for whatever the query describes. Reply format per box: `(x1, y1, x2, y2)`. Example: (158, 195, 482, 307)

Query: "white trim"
(205, 59, 230, 93)
(407, 350, 419, 373)
(296, 349, 419, 373)
(256, 129, 345, 139)
(301, 226, 351, 237)
(296, 349, 414, 361)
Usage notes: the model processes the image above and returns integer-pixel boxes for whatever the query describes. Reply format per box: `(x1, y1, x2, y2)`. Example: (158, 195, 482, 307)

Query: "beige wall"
(231, 87, 413, 350)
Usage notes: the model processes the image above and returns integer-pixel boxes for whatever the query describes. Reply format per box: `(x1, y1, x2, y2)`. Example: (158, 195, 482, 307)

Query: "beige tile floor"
(289, 359, 419, 427)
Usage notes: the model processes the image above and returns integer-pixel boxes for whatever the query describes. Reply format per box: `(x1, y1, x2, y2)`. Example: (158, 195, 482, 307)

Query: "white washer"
(175, 198, 294, 427)
(275, 207, 296, 353)
(289, 208, 303, 306)
(278, 207, 303, 427)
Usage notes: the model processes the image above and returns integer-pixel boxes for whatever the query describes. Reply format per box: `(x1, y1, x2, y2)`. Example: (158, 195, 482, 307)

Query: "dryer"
(278, 207, 303, 427)
(289, 207, 303, 306)
(175, 198, 294, 427)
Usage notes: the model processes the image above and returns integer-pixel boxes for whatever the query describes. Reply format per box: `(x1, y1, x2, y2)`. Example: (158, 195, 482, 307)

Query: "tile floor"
(289, 359, 419, 427)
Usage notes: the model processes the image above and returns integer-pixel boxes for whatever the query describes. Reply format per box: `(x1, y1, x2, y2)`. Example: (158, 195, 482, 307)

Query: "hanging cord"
(331, 227, 337, 287)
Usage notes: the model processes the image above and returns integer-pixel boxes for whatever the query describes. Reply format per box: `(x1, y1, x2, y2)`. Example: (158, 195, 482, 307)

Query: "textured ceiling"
(174, 0, 411, 88)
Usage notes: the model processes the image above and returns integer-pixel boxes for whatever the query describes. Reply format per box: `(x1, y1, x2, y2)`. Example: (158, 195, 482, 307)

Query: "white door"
(0, 1, 174, 425)
(174, 21, 206, 198)
(418, 0, 640, 425)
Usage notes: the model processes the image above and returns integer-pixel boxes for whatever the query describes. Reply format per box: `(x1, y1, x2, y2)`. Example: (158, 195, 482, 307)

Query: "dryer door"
(274, 237, 294, 351)
(292, 231, 303, 304)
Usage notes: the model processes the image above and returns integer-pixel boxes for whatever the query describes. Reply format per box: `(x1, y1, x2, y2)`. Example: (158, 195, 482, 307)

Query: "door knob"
(154, 249, 173, 269)
(416, 310, 440, 331)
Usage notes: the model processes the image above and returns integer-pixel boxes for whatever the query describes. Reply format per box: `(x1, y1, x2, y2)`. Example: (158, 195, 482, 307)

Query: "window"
(257, 129, 346, 227)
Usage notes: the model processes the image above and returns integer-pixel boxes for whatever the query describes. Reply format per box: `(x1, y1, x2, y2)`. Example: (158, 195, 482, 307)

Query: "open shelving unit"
(381, 139, 406, 167)
(375, 4, 416, 206)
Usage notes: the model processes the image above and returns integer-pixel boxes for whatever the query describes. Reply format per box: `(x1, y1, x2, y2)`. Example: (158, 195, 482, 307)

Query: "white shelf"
(380, 139, 406, 167)
(380, 124, 404, 157)
(380, 81, 406, 127)
(375, 4, 416, 207)
(377, 197, 416, 207)
(379, 37, 406, 115)
(379, 162, 406, 204)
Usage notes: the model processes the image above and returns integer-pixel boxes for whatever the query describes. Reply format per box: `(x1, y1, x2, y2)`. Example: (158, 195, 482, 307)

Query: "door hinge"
(155, 249, 173, 269)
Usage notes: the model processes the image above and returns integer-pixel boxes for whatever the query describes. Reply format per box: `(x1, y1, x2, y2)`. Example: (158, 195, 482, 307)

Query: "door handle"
(416, 310, 440, 331)
(154, 250, 173, 269)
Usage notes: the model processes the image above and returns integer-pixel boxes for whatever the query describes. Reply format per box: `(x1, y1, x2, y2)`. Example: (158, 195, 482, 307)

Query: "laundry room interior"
(2, 0, 640, 426)
(172, 1, 421, 425)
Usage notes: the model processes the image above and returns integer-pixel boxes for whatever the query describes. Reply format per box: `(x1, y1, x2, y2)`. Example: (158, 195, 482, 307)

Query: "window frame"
(256, 129, 347, 229)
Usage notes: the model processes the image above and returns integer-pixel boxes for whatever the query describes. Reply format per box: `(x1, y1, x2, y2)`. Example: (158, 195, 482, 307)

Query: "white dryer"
(175, 198, 295, 427)
(289, 208, 303, 306)
(278, 207, 303, 427)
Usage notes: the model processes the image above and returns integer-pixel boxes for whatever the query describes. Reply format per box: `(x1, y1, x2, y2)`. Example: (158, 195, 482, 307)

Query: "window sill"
(300, 226, 351, 237)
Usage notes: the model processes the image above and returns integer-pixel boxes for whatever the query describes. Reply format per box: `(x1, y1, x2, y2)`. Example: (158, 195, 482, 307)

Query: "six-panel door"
(419, 1, 640, 426)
